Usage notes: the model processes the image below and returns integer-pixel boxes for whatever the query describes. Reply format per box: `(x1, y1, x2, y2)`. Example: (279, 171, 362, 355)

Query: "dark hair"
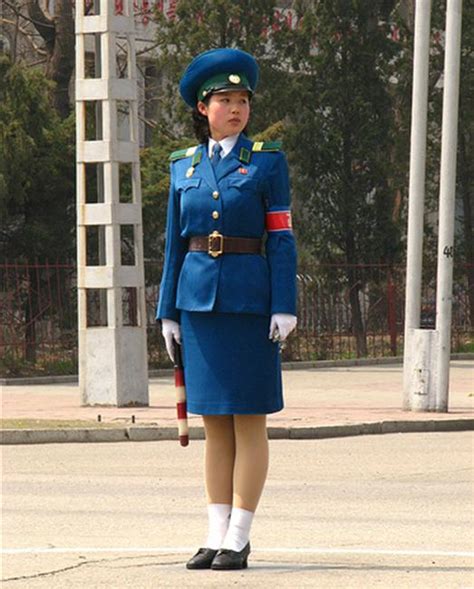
(192, 97, 212, 144)
(191, 93, 251, 144)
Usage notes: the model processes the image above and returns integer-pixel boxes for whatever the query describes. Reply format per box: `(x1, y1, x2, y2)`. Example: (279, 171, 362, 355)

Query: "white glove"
(161, 318, 181, 362)
(269, 314, 297, 342)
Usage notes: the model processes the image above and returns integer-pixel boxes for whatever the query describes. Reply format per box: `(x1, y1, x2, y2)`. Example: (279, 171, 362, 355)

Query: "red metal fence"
(0, 261, 472, 376)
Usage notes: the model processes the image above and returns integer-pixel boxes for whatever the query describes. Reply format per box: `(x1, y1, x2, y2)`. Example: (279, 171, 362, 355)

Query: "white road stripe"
(2, 547, 473, 558)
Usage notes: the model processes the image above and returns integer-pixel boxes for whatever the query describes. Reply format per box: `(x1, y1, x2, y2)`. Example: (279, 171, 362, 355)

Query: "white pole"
(403, 0, 432, 409)
(434, 0, 463, 411)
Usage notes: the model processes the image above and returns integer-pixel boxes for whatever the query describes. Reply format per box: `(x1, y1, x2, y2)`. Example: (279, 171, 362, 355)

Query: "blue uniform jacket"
(156, 133, 297, 322)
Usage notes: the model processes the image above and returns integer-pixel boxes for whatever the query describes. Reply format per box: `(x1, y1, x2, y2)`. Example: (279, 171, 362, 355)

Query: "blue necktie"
(211, 143, 222, 169)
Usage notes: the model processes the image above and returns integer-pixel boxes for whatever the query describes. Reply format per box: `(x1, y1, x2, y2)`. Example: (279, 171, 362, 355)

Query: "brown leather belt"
(189, 232, 262, 258)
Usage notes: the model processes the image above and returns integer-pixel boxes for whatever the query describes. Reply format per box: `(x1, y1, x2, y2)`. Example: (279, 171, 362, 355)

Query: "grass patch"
(0, 352, 78, 378)
(0, 419, 124, 430)
(457, 340, 474, 353)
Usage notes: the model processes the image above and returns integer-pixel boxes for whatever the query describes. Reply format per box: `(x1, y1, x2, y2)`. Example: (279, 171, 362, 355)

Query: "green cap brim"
(198, 72, 252, 102)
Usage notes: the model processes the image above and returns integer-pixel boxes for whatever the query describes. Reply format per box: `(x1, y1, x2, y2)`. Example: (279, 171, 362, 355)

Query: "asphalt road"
(2, 432, 474, 588)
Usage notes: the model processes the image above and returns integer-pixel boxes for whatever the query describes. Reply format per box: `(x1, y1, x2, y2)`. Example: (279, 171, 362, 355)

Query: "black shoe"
(186, 547, 218, 569)
(211, 542, 251, 570)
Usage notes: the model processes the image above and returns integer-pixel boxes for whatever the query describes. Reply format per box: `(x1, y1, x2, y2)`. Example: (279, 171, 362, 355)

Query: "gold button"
(212, 191, 219, 199)
(212, 211, 219, 220)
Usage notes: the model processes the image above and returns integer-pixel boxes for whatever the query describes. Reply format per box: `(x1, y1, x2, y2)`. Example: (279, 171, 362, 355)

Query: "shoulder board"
(252, 141, 282, 152)
(169, 146, 198, 162)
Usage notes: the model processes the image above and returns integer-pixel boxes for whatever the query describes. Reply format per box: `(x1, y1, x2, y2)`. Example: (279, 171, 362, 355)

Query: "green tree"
(0, 56, 75, 360)
(426, 3, 474, 327)
(140, 134, 192, 273)
(148, 1, 473, 355)
(3, 0, 75, 119)
(0, 56, 75, 261)
(142, 0, 296, 268)
(151, 0, 294, 136)
(458, 4, 474, 323)
(273, 1, 404, 356)
(398, 2, 474, 327)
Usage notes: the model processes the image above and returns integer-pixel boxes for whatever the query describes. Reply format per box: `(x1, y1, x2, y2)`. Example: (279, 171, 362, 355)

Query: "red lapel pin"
(238, 167, 249, 175)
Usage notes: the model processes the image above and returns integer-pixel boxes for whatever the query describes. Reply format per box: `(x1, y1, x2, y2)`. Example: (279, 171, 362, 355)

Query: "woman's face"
(197, 90, 250, 141)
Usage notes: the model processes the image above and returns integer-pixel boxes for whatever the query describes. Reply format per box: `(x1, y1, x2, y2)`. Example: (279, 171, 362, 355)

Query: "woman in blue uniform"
(156, 48, 297, 570)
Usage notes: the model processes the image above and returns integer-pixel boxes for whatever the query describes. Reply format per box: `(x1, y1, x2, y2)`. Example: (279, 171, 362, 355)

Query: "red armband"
(265, 210, 293, 232)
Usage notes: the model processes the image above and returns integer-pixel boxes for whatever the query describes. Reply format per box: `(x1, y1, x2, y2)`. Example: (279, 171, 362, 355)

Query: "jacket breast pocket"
(227, 176, 258, 193)
(226, 176, 264, 228)
(178, 178, 205, 234)
(176, 178, 201, 193)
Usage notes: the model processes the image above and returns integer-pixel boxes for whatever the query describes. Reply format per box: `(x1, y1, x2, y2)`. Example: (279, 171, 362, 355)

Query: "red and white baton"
(173, 340, 189, 447)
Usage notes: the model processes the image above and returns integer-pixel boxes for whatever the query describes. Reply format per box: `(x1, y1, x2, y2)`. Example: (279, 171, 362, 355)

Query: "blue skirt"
(180, 311, 283, 415)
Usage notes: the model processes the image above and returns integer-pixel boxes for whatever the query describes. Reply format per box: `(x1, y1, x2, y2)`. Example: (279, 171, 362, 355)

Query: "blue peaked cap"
(179, 48, 259, 108)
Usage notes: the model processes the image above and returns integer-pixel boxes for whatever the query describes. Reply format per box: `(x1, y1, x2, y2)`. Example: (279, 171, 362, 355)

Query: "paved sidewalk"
(1, 361, 473, 443)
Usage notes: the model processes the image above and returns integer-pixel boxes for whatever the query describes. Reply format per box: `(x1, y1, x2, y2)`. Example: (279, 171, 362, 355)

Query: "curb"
(1, 419, 473, 445)
(1, 353, 472, 386)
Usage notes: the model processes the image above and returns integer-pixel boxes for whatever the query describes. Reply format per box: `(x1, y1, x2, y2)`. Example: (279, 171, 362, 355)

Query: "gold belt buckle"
(208, 231, 224, 258)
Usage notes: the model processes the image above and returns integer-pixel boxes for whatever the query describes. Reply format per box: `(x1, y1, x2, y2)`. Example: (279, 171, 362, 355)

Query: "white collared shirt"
(208, 133, 240, 159)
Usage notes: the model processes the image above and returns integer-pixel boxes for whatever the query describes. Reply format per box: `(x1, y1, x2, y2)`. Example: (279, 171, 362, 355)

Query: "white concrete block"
(78, 203, 140, 225)
(116, 327, 149, 405)
(406, 328, 439, 411)
(79, 327, 148, 407)
(79, 266, 140, 289)
(76, 15, 134, 34)
(79, 327, 118, 406)
(76, 79, 136, 101)
(79, 203, 113, 225)
(78, 140, 139, 163)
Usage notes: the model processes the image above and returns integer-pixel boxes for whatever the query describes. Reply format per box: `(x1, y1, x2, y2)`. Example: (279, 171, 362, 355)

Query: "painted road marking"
(2, 547, 473, 558)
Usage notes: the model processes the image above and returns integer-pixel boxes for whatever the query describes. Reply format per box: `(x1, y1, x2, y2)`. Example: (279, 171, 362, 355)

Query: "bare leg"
(202, 415, 235, 504)
(232, 414, 269, 512)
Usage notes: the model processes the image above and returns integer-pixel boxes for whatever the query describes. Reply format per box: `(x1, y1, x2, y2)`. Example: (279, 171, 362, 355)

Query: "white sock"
(205, 503, 232, 550)
(221, 507, 254, 552)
